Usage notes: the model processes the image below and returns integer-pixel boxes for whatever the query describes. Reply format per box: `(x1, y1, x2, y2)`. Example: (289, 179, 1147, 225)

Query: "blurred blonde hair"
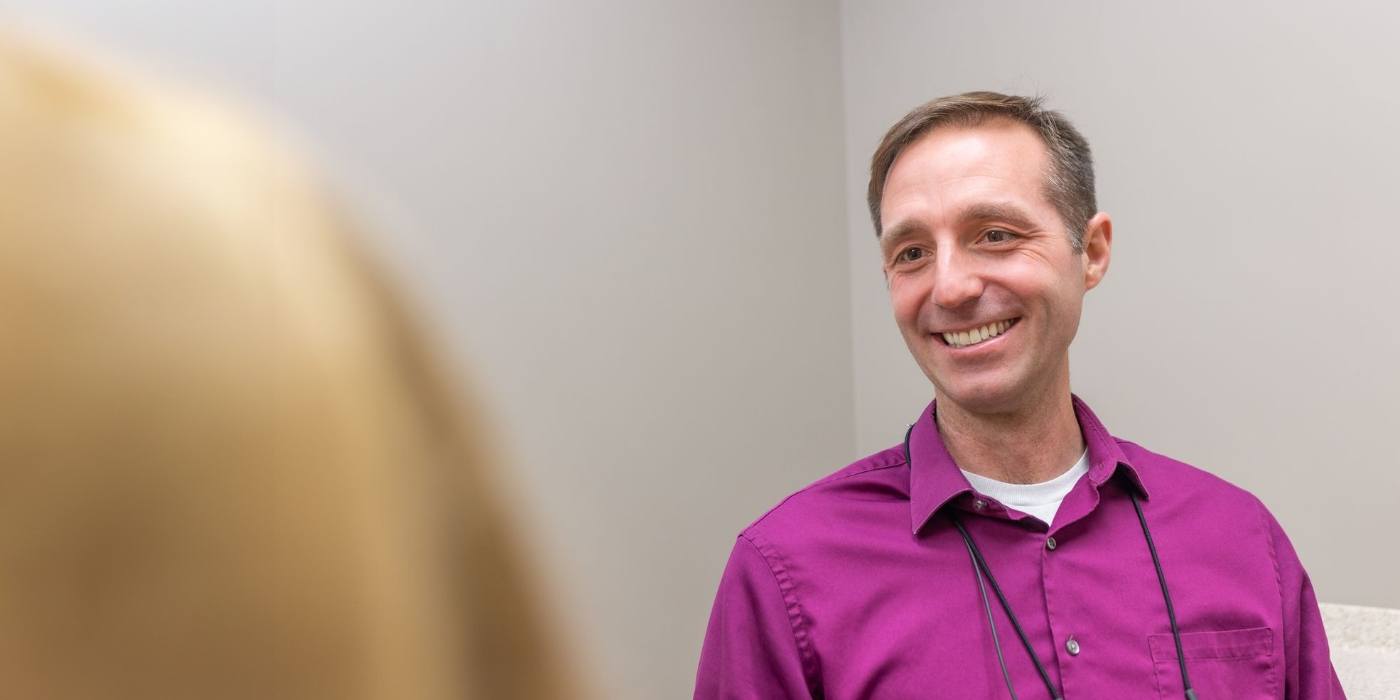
(0, 32, 570, 700)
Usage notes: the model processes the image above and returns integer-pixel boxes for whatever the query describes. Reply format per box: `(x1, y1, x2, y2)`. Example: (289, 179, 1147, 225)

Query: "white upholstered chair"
(1319, 602, 1400, 698)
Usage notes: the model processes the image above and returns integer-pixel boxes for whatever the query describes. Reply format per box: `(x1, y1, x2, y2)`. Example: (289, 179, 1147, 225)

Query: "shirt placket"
(1042, 522, 1075, 699)
(963, 493, 1069, 699)
(1040, 481, 1105, 699)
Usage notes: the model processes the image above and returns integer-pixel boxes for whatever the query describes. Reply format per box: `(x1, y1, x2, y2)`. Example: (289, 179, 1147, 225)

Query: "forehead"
(880, 119, 1055, 231)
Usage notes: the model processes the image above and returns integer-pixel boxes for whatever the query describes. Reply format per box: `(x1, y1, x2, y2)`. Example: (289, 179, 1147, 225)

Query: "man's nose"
(930, 250, 984, 309)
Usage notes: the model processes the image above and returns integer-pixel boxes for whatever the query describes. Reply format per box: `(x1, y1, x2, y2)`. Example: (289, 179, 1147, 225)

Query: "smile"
(938, 318, 1019, 349)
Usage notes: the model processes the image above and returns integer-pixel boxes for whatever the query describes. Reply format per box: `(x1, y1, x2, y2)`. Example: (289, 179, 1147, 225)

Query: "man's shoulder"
(1115, 437, 1268, 516)
(739, 443, 910, 543)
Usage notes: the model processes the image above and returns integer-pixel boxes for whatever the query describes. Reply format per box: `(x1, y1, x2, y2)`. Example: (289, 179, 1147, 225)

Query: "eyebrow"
(879, 201, 1039, 257)
(960, 202, 1038, 230)
(878, 220, 925, 258)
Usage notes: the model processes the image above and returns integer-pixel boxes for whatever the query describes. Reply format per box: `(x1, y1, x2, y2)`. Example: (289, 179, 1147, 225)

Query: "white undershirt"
(960, 448, 1090, 526)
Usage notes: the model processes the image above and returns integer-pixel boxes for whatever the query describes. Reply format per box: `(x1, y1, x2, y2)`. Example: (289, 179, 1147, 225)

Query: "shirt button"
(973, 499, 987, 511)
(1066, 637, 1080, 656)
(1046, 536, 1057, 551)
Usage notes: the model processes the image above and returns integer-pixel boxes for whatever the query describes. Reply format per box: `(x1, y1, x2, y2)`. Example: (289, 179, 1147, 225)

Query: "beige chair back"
(1319, 602, 1400, 699)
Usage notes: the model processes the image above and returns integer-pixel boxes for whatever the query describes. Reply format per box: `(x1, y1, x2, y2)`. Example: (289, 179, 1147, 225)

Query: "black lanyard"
(904, 424, 1198, 700)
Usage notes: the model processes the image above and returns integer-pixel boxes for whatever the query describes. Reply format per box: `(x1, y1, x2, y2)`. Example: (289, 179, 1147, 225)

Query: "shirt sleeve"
(693, 534, 814, 700)
(1264, 507, 1346, 699)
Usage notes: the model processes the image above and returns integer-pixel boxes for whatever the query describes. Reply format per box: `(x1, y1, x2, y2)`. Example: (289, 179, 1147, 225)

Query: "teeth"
(942, 319, 1014, 348)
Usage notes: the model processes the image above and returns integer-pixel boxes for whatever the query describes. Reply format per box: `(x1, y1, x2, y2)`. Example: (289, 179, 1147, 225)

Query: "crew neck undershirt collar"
(959, 447, 1090, 526)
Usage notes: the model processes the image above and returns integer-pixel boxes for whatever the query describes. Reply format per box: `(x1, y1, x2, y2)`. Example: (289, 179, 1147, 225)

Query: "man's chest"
(787, 501, 1283, 699)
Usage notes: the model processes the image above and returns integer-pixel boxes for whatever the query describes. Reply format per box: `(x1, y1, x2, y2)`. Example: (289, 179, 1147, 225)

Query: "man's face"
(878, 119, 1110, 416)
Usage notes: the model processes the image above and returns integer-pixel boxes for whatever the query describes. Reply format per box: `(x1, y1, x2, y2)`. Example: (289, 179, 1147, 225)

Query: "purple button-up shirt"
(696, 396, 1343, 699)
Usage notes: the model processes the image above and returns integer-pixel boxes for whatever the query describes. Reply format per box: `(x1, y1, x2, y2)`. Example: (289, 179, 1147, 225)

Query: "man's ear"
(1081, 212, 1112, 291)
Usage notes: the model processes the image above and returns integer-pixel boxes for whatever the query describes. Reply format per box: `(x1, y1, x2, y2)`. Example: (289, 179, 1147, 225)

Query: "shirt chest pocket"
(1149, 626, 1277, 699)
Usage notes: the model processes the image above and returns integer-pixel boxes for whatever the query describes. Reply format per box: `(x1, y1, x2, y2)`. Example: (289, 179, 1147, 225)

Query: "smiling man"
(694, 93, 1343, 699)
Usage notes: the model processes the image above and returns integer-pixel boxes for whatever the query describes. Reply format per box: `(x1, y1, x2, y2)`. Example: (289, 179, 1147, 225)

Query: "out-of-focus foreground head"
(0, 32, 572, 700)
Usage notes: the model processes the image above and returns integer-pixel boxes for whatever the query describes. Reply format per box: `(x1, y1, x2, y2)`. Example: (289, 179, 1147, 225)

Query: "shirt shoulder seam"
(1257, 495, 1285, 698)
(815, 454, 907, 485)
(739, 530, 822, 693)
(747, 453, 908, 531)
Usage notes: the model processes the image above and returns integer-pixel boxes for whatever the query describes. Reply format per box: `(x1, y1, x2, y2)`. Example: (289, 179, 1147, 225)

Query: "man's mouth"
(936, 317, 1020, 349)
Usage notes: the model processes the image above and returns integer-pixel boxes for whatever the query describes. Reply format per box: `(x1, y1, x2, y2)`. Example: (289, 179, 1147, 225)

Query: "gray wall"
(11, 1, 1398, 696)
(271, 5, 854, 698)
(842, 0, 1399, 611)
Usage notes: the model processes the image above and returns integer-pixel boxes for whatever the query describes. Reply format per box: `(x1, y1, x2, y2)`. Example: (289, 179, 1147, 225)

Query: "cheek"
(1036, 279, 1085, 340)
(887, 277, 926, 330)
(1058, 294, 1085, 335)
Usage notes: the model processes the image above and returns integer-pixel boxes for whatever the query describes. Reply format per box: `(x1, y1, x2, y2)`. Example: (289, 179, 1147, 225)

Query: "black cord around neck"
(1129, 490, 1196, 699)
(961, 531, 1019, 700)
(952, 516, 1062, 700)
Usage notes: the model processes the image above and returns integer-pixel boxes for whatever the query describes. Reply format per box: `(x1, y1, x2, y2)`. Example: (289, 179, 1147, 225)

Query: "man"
(694, 92, 1342, 699)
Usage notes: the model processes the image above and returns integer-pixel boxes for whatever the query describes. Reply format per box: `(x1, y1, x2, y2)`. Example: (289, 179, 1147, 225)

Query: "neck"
(935, 377, 1084, 485)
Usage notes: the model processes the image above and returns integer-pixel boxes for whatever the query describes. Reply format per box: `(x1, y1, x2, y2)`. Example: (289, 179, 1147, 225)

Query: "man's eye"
(896, 247, 926, 263)
(984, 229, 1017, 243)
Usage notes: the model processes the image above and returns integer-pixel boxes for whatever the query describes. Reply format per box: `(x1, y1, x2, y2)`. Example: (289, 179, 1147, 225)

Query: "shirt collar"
(908, 393, 1150, 534)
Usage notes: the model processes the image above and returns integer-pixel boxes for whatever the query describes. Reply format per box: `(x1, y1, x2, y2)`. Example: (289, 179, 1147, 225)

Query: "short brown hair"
(866, 91, 1096, 252)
